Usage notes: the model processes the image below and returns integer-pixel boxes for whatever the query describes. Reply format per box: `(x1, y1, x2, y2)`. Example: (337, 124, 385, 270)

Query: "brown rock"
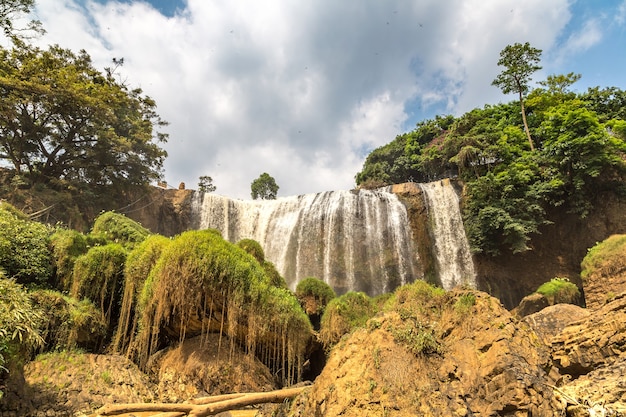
(522, 304, 590, 346)
(290, 290, 561, 416)
(551, 292, 626, 377)
(581, 234, 626, 310)
(513, 292, 550, 317)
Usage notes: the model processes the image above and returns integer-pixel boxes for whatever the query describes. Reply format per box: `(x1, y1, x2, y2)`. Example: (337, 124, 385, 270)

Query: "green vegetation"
(49, 229, 89, 291)
(319, 291, 377, 348)
(250, 172, 279, 200)
(198, 175, 217, 193)
(0, 273, 43, 398)
(91, 211, 151, 249)
(236, 238, 265, 264)
(295, 277, 337, 315)
(581, 235, 626, 282)
(356, 53, 626, 255)
(454, 292, 477, 314)
(0, 203, 53, 285)
(534, 278, 580, 305)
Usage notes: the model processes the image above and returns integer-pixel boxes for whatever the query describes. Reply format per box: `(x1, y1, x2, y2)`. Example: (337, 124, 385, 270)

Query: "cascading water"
(419, 179, 476, 290)
(193, 189, 421, 295)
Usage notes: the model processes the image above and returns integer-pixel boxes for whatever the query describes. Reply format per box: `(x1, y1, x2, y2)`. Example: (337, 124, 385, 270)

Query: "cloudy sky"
(23, 0, 626, 199)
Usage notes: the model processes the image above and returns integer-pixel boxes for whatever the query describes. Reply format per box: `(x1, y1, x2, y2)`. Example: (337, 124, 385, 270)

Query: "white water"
(419, 179, 476, 290)
(193, 189, 420, 295)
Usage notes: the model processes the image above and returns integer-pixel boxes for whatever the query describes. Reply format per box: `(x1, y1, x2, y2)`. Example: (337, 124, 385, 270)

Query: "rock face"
(291, 290, 561, 416)
(580, 234, 626, 310)
(551, 293, 626, 377)
(124, 187, 194, 236)
(522, 303, 590, 346)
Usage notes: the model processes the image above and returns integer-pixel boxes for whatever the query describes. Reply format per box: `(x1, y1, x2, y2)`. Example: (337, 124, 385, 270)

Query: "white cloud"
(29, 0, 575, 199)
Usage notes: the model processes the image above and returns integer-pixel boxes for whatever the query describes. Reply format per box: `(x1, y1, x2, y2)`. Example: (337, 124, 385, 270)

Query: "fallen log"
(94, 385, 309, 416)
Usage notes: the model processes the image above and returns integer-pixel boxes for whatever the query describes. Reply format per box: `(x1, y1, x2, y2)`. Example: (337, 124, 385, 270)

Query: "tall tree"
(0, 43, 168, 194)
(251, 172, 279, 200)
(492, 42, 542, 151)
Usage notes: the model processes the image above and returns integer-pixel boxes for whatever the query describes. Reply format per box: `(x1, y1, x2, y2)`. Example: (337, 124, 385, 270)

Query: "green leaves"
(491, 42, 542, 96)
(250, 172, 279, 200)
(0, 42, 167, 197)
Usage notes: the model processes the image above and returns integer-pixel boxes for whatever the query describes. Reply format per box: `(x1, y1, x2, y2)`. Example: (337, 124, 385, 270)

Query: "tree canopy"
(0, 42, 168, 196)
(356, 68, 626, 256)
(250, 172, 279, 200)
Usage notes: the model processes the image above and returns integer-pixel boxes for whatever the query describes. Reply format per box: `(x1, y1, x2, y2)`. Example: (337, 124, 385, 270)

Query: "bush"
(319, 291, 377, 348)
(0, 205, 53, 285)
(581, 235, 626, 282)
(295, 277, 336, 315)
(535, 278, 580, 304)
(91, 211, 150, 248)
(49, 229, 89, 292)
(30, 289, 106, 352)
(0, 273, 43, 398)
(236, 238, 265, 263)
(71, 243, 127, 333)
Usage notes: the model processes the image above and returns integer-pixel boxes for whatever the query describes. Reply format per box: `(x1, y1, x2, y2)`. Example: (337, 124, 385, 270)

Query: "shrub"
(0, 205, 53, 285)
(295, 277, 336, 315)
(30, 289, 106, 352)
(262, 260, 288, 289)
(236, 238, 265, 263)
(535, 277, 580, 304)
(49, 229, 89, 292)
(319, 291, 377, 348)
(91, 211, 150, 248)
(71, 243, 127, 333)
(0, 273, 43, 399)
(581, 235, 626, 281)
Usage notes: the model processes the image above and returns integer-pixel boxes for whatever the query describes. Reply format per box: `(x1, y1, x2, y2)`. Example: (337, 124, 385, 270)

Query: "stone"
(522, 303, 590, 346)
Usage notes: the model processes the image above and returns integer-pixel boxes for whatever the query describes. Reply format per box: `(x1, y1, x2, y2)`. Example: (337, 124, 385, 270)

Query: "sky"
(18, 0, 626, 199)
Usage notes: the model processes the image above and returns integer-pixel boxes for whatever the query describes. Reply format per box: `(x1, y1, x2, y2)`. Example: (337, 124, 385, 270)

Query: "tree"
(250, 172, 279, 200)
(0, 0, 43, 41)
(492, 42, 542, 151)
(198, 175, 216, 193)
(0, 43, 168, 195)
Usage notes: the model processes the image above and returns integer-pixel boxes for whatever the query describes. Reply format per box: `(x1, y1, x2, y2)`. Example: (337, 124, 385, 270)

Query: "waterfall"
(193, 189, 421, 296)
(419, 179, 476, 290)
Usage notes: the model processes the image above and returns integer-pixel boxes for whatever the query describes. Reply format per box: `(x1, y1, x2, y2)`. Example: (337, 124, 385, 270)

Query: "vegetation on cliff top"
(356, 46, 626, 256)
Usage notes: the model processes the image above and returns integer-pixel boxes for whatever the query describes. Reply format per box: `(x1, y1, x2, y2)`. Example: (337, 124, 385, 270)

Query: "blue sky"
(22, 0, 626, 198)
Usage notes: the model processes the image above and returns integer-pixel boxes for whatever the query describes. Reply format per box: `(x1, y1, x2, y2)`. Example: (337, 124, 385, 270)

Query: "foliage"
(131, 230, 311, 385)
(581, 234, 626, 282)
(0, 203, 53, 284)
(319, 291, 377, 348)
(0, 0, 43, 40)
(0, 42, 167, 197)
(236, 238, 265, 263)
(534, 278, 580, 305)
(112, 234, 170, 354)
(71, 243, 127, 334)
(30, 289, 106, 352)
(262, 260, 287, 289)
(355, 67, 626, 255)
(49, 228, 89, 291)
(0, 272, 43, 395)
(198, 175, 217, 193)
(250, 172, 279, 200)
(295, 277, 337, 314)
(91, 211, 150, 249)
(453, 292, 476, 314)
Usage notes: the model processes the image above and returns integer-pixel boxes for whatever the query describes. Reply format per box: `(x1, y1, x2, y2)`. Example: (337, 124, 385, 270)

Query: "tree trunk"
(519, 90, 534, 151)
(95, 385, 309, 416)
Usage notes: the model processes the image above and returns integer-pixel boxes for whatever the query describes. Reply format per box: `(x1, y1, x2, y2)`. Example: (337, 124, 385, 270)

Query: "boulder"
(522, 303, 590, 346)
(551, 292, 626, 377)
(513, 292, 550, 317)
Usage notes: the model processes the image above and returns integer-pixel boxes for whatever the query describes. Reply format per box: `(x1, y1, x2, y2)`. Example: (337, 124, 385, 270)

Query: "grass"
(535, 277, 580, 304)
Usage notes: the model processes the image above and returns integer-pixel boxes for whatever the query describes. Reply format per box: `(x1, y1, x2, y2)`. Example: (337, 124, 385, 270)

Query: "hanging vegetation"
(49, 229, 89, 292)
(112, 234, 171, 356)
(71, 243, 128, 340)
(130, 230, 312, 385)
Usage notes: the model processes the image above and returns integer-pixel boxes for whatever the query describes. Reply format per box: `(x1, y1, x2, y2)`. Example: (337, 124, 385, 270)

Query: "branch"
(94, 385, 309, 417)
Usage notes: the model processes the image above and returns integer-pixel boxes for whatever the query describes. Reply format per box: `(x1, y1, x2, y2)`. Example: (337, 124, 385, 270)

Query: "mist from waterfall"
(193, 189, 420, 295)
(419, 179, 477, 290)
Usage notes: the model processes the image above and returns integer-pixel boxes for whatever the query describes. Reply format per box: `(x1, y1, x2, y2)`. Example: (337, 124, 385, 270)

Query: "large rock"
(522, 303, 590, 346)
(580, 234, 626, 310)
(290, 290, 562, 416)
(551, 292, 626, 377)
